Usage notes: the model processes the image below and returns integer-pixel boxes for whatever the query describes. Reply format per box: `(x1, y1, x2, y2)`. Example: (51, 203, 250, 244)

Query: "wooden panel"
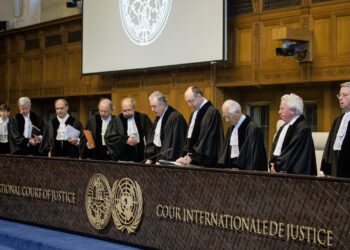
(43, 51, 64, 87)
(236, 27, 252, 65)
(313, 18, 331, 58)
(336, 15, 350, 57)
(260, 23, 280, 64)
(66, 48, 82, 83)
(22, 55, 41, 89)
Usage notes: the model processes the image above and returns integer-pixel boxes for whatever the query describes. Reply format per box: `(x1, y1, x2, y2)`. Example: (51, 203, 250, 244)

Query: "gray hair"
(149, 91, 167, 105)
(223, 99, 241, 114)
(98, 98, 114, 111)
(18, 97, 31, 107)
(340, 81, 350, 88)
(281, 93, 304, 115)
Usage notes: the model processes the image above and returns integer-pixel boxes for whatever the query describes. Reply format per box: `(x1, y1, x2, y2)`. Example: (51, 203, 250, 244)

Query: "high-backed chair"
(312, 132, 329, 176)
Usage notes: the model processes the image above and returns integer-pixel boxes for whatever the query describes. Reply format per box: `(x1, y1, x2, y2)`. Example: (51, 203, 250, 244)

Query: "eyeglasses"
(337, 93, 350, 99)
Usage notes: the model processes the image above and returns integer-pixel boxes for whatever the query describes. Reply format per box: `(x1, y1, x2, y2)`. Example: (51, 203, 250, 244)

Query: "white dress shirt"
(273, 115, 300, 156)
(333, 112, 350, 150)
(23, 115, 33, 139)
(230, 115, 246, 158)
(153, 106, 168, 147)
(127, 117, 140, 143)
(187, 99, 208, 138)
(101, 116, 111, 146)
(0, 118, 8, 143)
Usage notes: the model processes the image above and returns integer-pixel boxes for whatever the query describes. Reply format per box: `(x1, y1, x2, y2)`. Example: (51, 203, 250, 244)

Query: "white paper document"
(65, 125, 81, 138)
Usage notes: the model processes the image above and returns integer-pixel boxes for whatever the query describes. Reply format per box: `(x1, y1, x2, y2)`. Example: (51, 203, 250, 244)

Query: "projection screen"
(82, 0, 227, 74)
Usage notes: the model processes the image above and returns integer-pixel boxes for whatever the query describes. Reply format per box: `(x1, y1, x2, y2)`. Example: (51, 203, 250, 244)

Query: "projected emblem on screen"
(119, 0, 172, 46)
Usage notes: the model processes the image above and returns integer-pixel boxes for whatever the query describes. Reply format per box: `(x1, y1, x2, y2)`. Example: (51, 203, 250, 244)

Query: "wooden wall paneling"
(235, 26, 252, 65)
(335, 14, 350, 59)
(312, 15, 331, 60)
(42, 49, 65, 97)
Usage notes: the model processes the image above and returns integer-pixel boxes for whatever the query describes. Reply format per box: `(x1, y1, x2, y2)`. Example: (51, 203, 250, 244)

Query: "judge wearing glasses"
(321, 81, 350, 178)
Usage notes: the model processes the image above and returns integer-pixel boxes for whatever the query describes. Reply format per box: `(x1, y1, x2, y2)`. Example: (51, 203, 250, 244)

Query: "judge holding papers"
(80, 98, 123, 161)
(218, 100, 268, 171)
(177, 86, 224, 167)
(40, 99, 83, 158)
(8, 97, 44, 155)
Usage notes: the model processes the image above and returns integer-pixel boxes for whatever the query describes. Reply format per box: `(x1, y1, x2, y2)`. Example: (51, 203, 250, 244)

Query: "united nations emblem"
(112, 178, 143, 234)
(85, 174, 113, 230)
(119, 0, 172, 46)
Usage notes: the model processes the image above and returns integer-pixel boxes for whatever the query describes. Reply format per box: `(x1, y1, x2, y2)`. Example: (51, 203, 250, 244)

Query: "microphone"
(142, 147, 173, 163)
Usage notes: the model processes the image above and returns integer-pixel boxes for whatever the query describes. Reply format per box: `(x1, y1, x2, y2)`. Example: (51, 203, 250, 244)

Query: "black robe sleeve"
(8, 112, 44, 155)
(234, 121, 268, 171)
(271, 118, 317, 175)
(104, 116, 127, 161)
(184, 104, 224, 167)
(321, 116, 341, 176)
(8, 117, 29, 154)
(145, 107, 187, 162)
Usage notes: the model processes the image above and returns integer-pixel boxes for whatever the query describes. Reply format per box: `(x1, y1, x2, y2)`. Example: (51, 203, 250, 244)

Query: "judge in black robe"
(39, 99, 83, 158)
(117, 98, 153, 162)
(321, 114, 350, 178)
(8, 97, 44, 155)
(270, 94, 317, 175)
(145, 92, 187, 163)
(80, 98, 123, 161)
(218, 100, 267, 170)
(321, 83, 350, 178)
(177, 87, 224, 167)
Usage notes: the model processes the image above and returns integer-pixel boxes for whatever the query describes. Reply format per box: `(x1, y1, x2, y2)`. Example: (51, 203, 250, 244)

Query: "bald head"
(121, 97, 136, 119)
(184, 86, 205, 110)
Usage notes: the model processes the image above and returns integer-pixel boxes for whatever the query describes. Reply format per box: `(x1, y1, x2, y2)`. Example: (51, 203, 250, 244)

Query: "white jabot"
(230, 115, 246, 158)
(56, 114, 69, 141)
(127, 117, 140, 143)
(0, 118, 9, 143)
(333, 112, 350, 150)
(273, 115, 300, 156)
(101, 116, 111, 146)
(153, 106, 168, 147)
(187, 99, 208, 138)
(23, 115, 32, 139)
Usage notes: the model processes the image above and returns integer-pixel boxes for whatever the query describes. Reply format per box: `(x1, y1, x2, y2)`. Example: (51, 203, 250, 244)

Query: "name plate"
(0, 155, 349, 249)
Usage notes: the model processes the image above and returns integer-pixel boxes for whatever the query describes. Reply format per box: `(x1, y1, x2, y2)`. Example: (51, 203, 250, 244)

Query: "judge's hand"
(68, 137, 79, 145)
(176, 155, 192, 165)
(34, 135, 42, 144)
(127, 137, 138, 146)
(270, 163, 276, 173)
(48, 151, 52, 158)
(87, 142, 95, 150)
(145, 160, 152, 164)
(28, 138, 38, 146)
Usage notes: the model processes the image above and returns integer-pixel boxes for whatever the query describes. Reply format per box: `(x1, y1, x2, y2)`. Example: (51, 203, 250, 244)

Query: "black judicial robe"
(8, 112, 44, 155)
(117, 112, 153, 162)
(39, 116, 83, 158)
(218, 116, 268, 171)
(80, 115, 123, 161)
(145, 106, 187, 162)
(270, 115, 317, 175)
(182, 101, 224, 167)
(321, 114, 350, 178)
